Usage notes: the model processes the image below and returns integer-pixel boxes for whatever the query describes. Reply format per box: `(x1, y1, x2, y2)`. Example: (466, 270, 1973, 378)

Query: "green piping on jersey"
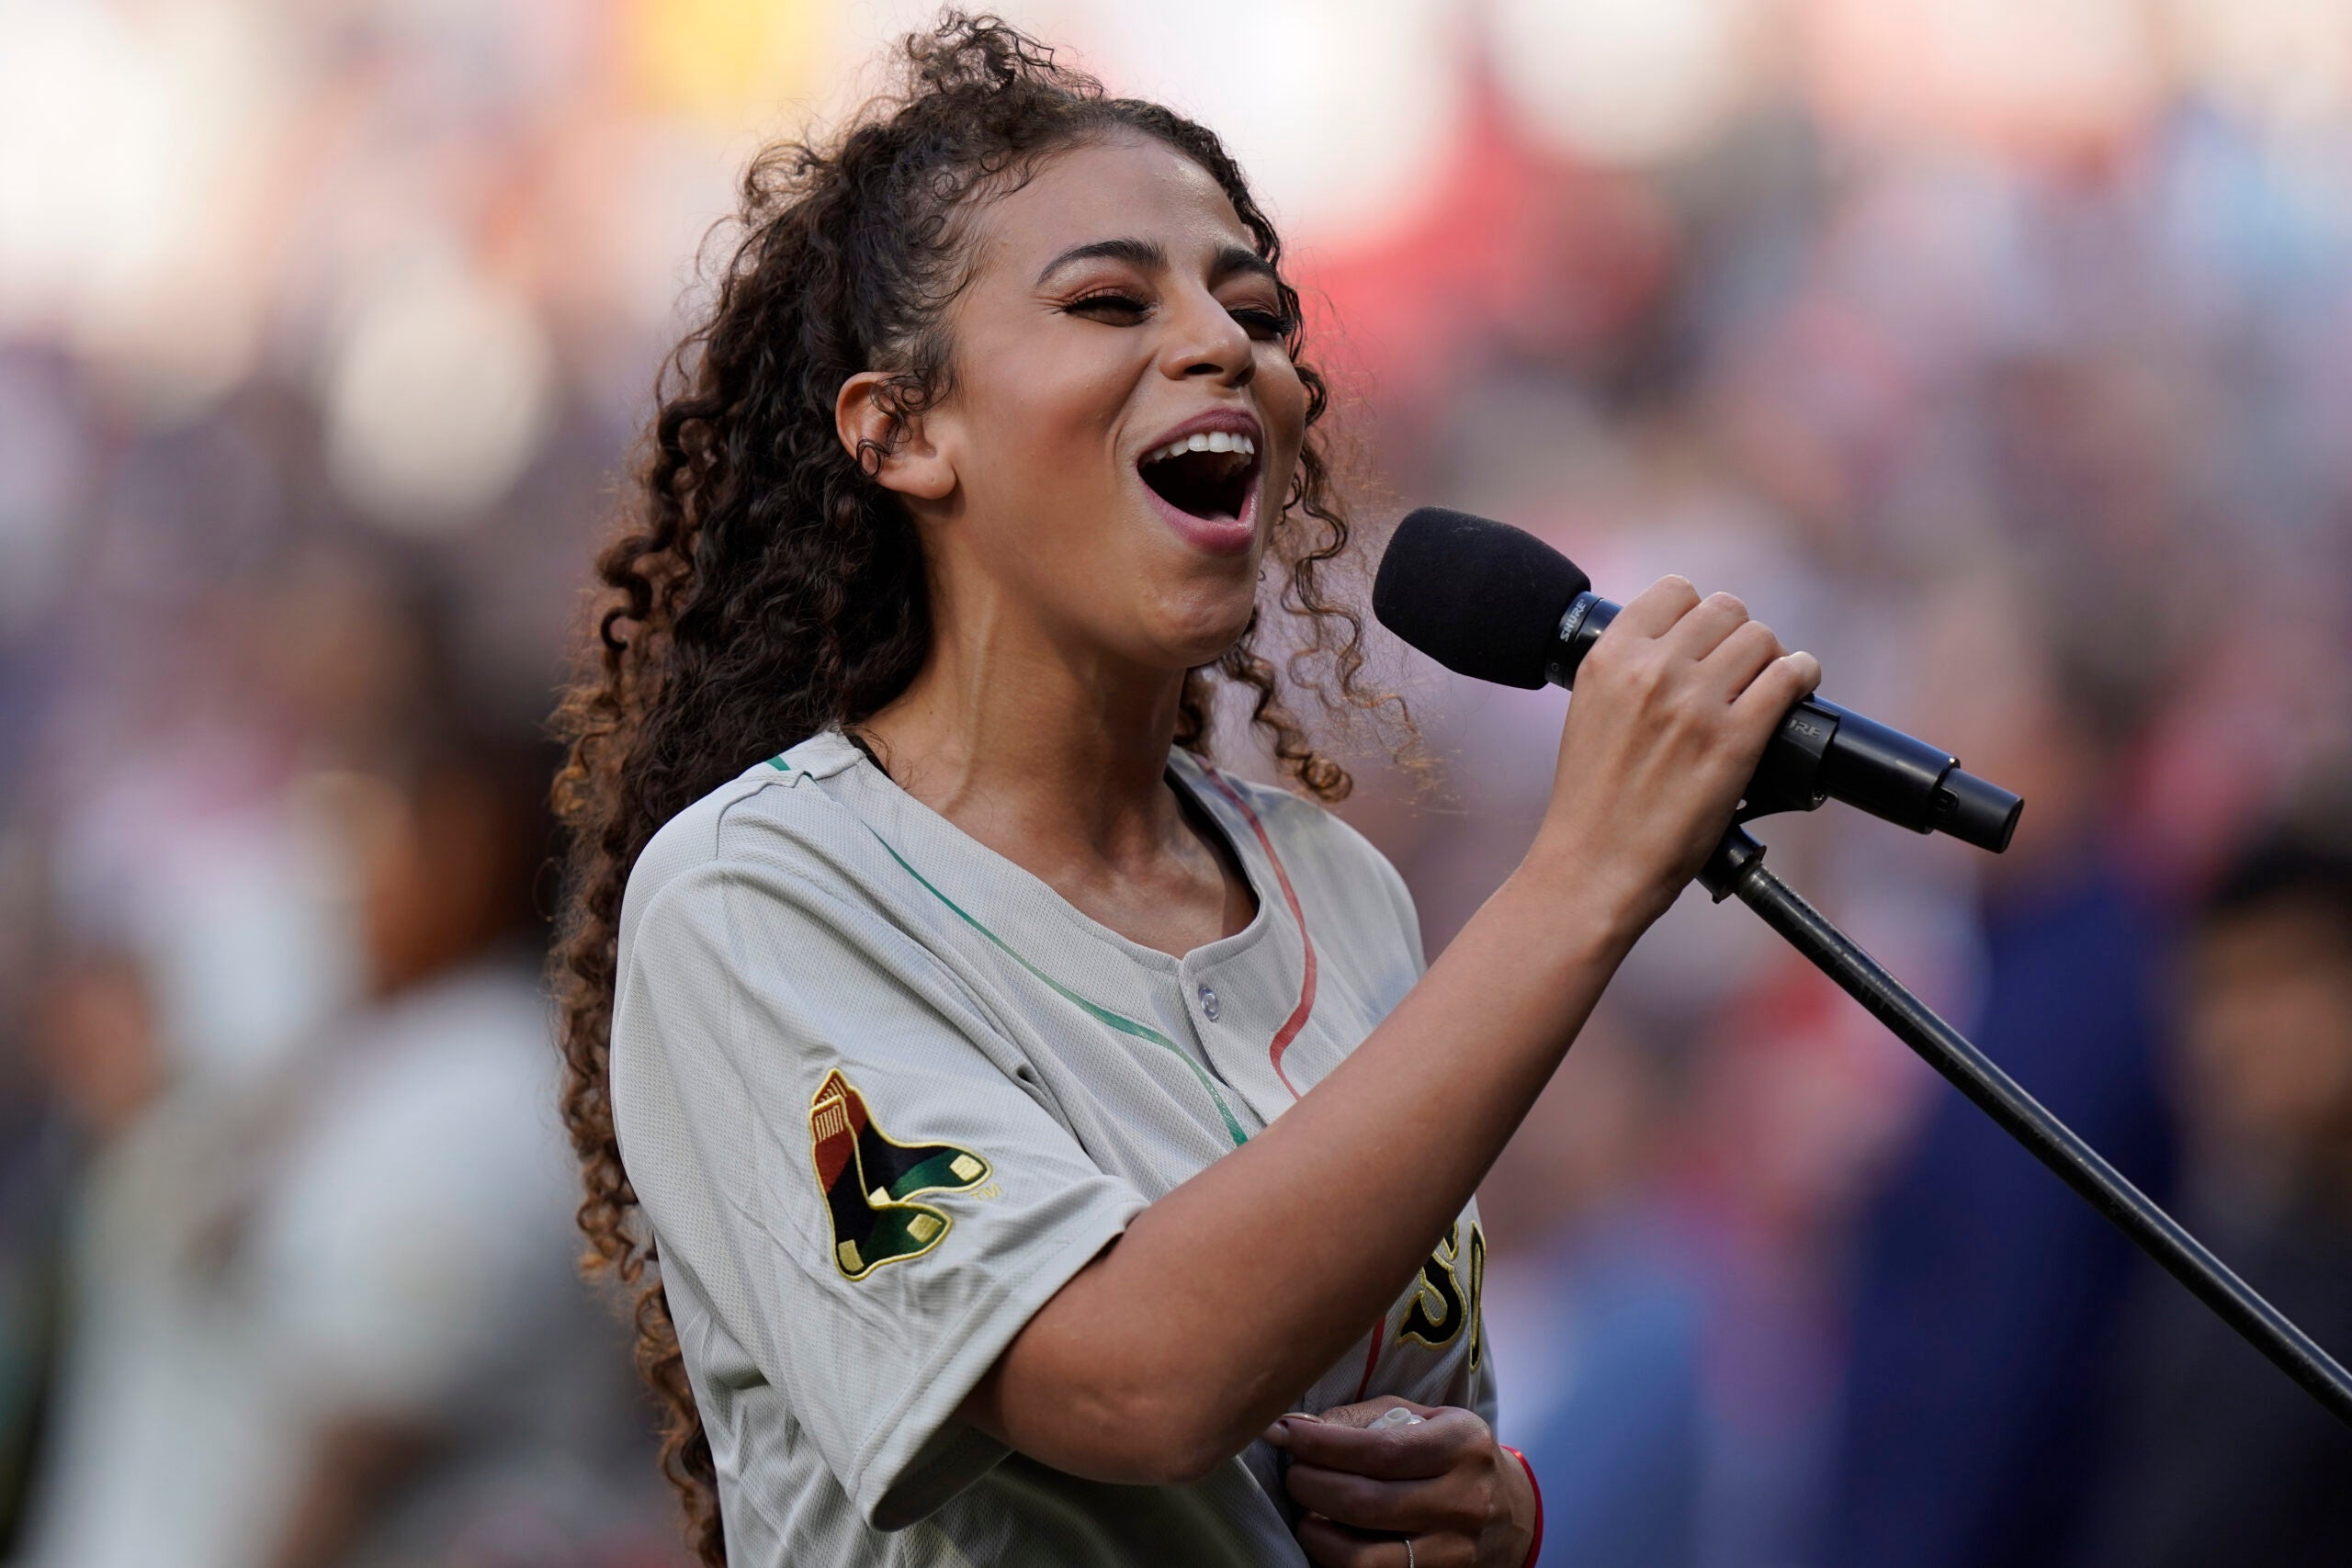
(767, 751, 1250, 1148)
(867, 831, 1251, 1149)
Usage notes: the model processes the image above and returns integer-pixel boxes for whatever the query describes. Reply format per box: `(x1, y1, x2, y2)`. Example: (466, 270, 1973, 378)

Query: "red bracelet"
(1499, 1444, 1542, 1568)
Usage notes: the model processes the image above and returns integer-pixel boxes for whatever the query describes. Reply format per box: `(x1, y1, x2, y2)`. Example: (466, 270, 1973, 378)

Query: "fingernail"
(1263, 1414, 1320, 1449)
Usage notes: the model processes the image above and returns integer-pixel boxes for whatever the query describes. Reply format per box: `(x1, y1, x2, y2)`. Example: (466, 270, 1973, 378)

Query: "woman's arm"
(956, 579, 1818, 1483)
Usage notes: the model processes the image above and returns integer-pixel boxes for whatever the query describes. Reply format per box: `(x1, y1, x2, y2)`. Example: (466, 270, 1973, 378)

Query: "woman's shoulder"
(619, 731, 880, 947)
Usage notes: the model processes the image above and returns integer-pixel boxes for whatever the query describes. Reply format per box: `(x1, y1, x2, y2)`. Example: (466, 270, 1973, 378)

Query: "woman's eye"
(1229, 307, 1295, 341)
(1066, 293, 1150, 321)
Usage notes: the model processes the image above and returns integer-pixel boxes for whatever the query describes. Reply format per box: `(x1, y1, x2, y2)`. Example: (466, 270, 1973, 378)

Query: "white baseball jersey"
(610, 729, 1495, 1565)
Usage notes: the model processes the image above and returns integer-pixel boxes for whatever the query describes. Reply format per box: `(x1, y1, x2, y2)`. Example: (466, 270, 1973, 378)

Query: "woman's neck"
(851, 558, 1259, 958)
(857, 620, 1193, 877)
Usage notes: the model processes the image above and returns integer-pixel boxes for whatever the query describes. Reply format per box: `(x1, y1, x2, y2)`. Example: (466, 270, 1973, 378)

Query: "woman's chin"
(1127, 579, 1262, 672)
(1182, 620, 1263, 675)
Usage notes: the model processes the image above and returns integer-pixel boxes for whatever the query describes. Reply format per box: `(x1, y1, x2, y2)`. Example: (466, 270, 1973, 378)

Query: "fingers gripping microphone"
(1372, 507, 2022, 852)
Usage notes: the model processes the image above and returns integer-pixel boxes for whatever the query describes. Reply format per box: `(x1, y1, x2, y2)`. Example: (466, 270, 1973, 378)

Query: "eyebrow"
(1034, 237, 1279, 289)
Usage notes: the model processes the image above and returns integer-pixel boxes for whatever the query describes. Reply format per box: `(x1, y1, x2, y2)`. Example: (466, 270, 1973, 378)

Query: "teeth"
(1144, 431, 1257, 467)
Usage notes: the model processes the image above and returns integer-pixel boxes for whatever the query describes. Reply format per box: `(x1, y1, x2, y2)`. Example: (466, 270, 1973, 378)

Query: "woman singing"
(552, 16, 1816, 1567)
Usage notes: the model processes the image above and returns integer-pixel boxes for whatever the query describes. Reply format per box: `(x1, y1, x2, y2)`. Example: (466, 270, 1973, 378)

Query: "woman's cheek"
(1264, 373, 1310, 492)
(1268, 444, 1305, 513)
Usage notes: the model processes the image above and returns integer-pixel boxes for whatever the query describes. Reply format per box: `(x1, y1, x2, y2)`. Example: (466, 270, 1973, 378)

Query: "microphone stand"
(1698, 825, 2352, 1427)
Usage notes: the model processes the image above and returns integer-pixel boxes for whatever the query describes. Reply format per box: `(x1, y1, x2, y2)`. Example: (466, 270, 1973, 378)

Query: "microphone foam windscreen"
(1373, 508, 1591, 689)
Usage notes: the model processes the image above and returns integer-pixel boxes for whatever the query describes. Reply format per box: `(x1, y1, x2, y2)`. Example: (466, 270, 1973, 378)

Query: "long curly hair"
(549, 13, 1400, 1562)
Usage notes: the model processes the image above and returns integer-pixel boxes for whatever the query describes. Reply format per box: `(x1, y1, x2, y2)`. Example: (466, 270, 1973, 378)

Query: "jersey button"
(1197, 983, 1220, 1021)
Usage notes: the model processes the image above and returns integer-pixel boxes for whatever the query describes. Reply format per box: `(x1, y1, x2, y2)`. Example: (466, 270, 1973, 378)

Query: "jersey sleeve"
(611, 850, 1148, 1530)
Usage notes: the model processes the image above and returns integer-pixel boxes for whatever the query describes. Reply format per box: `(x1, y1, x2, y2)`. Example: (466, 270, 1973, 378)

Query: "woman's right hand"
(1529, 575, 1820, 934)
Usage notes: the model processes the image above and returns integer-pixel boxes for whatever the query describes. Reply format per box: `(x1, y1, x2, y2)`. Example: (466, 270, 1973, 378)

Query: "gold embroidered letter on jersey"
(1399, 1223, 1465, 1349)
(1397, 1220, 1487, 1370)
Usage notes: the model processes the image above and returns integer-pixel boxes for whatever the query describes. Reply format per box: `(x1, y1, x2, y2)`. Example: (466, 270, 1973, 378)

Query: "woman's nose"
(1157, 293, 1254, 386)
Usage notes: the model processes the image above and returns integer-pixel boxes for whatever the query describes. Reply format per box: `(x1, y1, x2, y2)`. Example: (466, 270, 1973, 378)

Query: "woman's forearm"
(961, 837, 1641, 1482)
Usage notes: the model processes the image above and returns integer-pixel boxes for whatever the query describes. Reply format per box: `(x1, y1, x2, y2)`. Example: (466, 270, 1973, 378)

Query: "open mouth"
(1138, 431, 1259, 523)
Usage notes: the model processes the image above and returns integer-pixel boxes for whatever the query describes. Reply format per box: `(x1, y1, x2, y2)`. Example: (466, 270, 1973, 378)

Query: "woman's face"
(865, 132, 1309, 675)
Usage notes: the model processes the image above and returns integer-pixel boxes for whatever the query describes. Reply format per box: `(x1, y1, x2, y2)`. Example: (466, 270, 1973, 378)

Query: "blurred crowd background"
(5, 1, 2352, 1564)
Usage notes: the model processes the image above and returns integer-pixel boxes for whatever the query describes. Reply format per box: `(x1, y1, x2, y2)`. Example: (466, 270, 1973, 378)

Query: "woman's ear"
(836, 371, 956, 502)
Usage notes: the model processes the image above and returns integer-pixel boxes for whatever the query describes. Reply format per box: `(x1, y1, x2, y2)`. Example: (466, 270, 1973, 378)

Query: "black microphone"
(1372, 506, 2021, 853)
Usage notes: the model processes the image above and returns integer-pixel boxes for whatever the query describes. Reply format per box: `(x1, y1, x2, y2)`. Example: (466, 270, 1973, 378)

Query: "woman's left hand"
(1264, 1396, 1535, 1567)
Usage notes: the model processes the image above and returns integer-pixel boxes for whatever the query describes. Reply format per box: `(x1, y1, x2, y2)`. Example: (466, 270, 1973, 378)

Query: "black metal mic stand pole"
(1698, 824, 2352, 1427)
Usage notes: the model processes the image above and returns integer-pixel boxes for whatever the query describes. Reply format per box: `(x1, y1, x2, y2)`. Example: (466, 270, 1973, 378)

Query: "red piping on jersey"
(1197, 769, 1386, 1407)
(1198, 766, 1317, 1097)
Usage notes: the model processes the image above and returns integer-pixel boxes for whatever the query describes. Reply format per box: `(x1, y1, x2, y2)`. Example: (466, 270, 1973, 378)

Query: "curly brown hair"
(549, 13, 1400, 1562)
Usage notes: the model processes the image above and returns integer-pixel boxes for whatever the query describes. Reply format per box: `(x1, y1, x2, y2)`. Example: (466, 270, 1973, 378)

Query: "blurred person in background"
(2074, 823, 2352, 1567)
(1478, 1007, 1706, 1568)
(20, 575, 672, 1568)
(226, 714, 662, 1568)
(1487, 895, 1905, 1568)
(0, 950, 160, 1555)
(1824, 569, 2180, 1568)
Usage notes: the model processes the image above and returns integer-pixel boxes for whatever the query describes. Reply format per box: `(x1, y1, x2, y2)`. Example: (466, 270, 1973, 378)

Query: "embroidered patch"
(808, 1069, 992, 1281)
